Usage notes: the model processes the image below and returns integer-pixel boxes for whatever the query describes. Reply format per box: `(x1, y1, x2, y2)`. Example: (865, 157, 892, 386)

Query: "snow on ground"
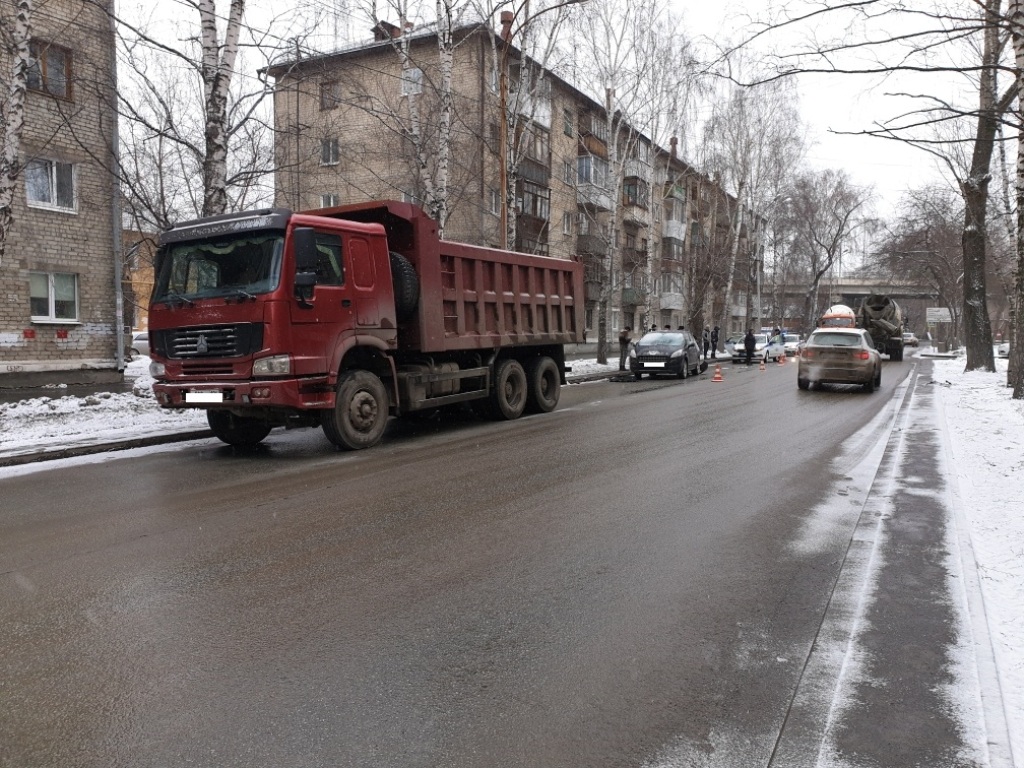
(0, 358, 206, 458)
(0, 351, 1020, 759)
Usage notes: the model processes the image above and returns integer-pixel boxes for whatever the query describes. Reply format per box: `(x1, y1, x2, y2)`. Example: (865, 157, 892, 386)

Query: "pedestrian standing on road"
(710, 326, 720, 358)
(618, 327, 632, 371)
(702, 328, 711, 359)
(743, 328, 756, 365)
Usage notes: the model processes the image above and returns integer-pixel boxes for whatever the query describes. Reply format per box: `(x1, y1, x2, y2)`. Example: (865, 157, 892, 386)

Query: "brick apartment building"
(0, 0, 122, 388)
(268, 19, 759, 340)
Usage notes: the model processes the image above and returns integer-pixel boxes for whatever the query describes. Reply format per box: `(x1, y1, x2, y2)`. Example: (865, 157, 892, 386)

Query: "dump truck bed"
(314, 200, 585, 354)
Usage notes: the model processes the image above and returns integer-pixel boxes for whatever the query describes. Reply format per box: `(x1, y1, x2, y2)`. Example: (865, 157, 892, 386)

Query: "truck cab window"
(314, 233, 344, 285)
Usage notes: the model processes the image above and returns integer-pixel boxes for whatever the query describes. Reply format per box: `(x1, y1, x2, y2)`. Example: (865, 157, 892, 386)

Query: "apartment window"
(623, 179, 649, 208)
(320, 81, 342, 110)
(401, 67, 423, 96)
(27, 40, 71, 99)
(624, 232, 636, 250)
(577, 155, 607, 185)
(30, 271, 78, 321)
(523, 127, 549, 163)
(320, 193, 338, 207)
(563, 107, 574, 136)
(577, 213, 592, 235)
(521, 181, 550, 219)
(489, 188, 501, 216)
(562, 212, 573, 235)
(320, 138, 339, 165)
(25, 159, 75, 211)
(401, 190, 421, 206)
(562, 160, 574, 185)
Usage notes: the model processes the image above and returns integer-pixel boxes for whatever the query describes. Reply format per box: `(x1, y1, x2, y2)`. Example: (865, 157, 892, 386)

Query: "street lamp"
(497, 0, 587, 249)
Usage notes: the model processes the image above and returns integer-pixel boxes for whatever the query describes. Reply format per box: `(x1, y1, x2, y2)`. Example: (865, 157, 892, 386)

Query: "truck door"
(289, 231, 351, 371)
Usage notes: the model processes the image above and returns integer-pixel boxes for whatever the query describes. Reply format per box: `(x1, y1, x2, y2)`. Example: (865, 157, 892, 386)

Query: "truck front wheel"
(323, 370, 389, 450)
(207, 410, 272, 447)
(525, 356, 560, 413)
(489, 359, 527, 420)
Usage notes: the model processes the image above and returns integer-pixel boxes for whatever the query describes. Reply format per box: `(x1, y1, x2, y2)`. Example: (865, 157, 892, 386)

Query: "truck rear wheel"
(322, 370, 389, 450)
(489, 359, 527, 420)
(207, 410, 272, 447)
(525, 356, 560, 413)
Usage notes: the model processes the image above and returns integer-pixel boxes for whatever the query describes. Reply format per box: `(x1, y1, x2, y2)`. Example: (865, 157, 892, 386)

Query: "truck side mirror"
(292, 227, 317, 305)
(293, 227, 318, 273)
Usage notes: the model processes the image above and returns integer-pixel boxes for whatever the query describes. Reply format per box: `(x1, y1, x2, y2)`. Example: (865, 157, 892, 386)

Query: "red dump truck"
(147, 200, 584, 449)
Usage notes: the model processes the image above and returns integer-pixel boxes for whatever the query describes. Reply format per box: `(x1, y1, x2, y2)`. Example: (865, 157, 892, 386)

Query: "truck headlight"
(149, 360, 166, 378)
(253, 354, 291, 376)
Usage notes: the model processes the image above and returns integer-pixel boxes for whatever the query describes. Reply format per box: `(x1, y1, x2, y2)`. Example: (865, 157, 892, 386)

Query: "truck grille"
(155, 324, 263, 359)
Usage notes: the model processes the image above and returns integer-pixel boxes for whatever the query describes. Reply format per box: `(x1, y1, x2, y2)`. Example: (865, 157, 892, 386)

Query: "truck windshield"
(153, 233, 284, 303)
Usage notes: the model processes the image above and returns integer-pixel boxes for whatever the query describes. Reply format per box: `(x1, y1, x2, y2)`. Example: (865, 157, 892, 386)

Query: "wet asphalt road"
(0, 357, 987, 767)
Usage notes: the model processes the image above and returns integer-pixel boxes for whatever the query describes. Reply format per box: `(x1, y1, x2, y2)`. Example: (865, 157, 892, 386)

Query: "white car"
(783, 333, 802, 356)
(130, 331, 150, 359)
(731, 333, 786, 364)
(997, 341, 1009, 358)
(723, 334, 744, 357)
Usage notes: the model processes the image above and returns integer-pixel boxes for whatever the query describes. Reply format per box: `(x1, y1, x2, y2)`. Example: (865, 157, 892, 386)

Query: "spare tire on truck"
(390, 251, 419, 321)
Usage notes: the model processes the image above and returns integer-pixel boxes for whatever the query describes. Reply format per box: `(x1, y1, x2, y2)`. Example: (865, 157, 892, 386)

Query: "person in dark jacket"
(710, 326, 720, 358)
(618, 327, 632, 371)
(743, 328, 757, 365)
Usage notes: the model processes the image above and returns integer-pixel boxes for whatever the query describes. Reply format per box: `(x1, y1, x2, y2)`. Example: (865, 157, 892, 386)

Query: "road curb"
(0, 430, 214, 468)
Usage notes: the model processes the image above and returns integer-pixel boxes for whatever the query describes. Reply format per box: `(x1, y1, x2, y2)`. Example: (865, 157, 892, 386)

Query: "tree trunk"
(1008, 0, 1024, 396)
(199, 0, 244, 217)
(0, 0, 33, 267)
(959, 0, 1000, 372)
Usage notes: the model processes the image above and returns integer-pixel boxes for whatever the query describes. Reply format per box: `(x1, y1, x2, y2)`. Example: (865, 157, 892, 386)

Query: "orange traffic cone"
(712, 364, 724, 382)
(778, 351, 787, 364)
(759, 358, 766, 371)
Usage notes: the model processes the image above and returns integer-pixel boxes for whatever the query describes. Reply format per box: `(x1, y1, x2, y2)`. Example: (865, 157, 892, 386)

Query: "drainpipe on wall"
(109, 0, 125, 373)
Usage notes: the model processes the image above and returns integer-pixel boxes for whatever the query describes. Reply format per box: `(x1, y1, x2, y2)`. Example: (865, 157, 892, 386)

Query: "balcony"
(577, 183, 612, 211)
(576, 233, 608, 255)
(579, 133, 608, 159)
(659, 293, 684, 311)
(622, 204, 648, 227)
(621, 287, 647, 306)
(518, 157, 550, 185)
(662, 219, 686, 241)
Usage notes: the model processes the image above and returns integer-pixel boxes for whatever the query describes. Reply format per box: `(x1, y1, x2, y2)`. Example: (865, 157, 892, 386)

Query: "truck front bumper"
(152, 376, 334, 410)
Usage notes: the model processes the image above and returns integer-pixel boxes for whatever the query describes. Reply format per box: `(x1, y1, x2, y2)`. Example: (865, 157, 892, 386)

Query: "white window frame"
(320, 193, 339, 207)
(401, 67, 423, 96)
(320, 138, 339, 166)
(25, 159, 76, 212)
(562, 212, 573, 235)
(29, 271, 79, 322)
(489, 188, 501, 216)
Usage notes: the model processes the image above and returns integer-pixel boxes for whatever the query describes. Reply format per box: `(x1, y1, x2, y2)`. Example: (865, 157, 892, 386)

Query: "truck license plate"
(186, 391, 223, 403)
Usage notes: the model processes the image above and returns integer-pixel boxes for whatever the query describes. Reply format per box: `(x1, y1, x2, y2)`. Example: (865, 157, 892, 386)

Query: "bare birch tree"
(783, 168, 871, 334)
(727, 0, 1018, 379)
(0, 0, 32, 267)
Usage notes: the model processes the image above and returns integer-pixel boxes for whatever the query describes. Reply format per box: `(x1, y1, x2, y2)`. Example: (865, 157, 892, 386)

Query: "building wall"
(270, 24, 745, 342)
(0, 0, 120, 387)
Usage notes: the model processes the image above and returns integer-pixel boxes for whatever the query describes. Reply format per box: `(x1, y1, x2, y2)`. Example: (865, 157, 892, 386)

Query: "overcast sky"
(674, 0, 961, 214)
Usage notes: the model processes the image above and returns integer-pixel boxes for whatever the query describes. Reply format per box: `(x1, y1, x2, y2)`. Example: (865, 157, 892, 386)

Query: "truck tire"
(389, 251, 419, 321)
(488, 358, 527, 420)
(525, 356, 560, 413)
(207, 410, 272, 447)
(322, 370, 389, 450)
